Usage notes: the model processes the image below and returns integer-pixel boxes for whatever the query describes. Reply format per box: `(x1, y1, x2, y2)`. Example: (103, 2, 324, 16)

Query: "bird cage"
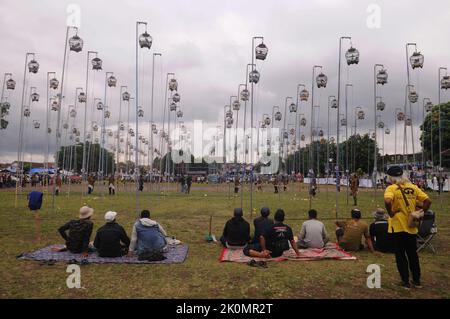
(63, 123, 69, 129)
(6, 78, 16, 90)
(122, 91, 130, 101)
(255, 43, 268, 60)
(341, 118, 347, 126)
(385, 128, 391, 135)
(75, 129, 80, 136)
(28, 59, 39, 73)
(312, 129, 317, 137)
(275, 111, 282, 121)
(300, 134, 305, 141)
(441, 75, 450, 90)
(232, 100, 240, 111)
(172, 93, 181, 103)
(378, 121, 385, 129)
(1, 101, 10, 111)
(316, 73, 327, 88)
(107, 75, 117, 87)
(47, 127, 52, 134)
(345, 46, 360, 65)
(371, 132, 376, 139)
(91, 57, 102, 70)
(240, 89, 250, 101)
(92, 123, 99, 131)
(78, 92, 86, 103)
(330, 98, 338, 109)
(96, 101, 104, 110)
(283, 131, 288, 139)
(75, 137, 80, 143)
(70, 109, 77, 118)
(120, 137, 124, 143)
(226, 117, 234, 126)
(177, 110, 183, 118)
(23, 107, 31, 117)
(260, 122, 266, 129)
(226, 110, 233, 118)
(330, 137, 335, 143)
(31, 92, 39, 102)
(425, 101, 433, 112)
(119, 122, 125, 131)
(357, 110, 365, 120)
(139, 31, 153, 49)
(181, 125, 187, 134)
(410, 51, 424, 69)
(130, 131, 135, 137)
(33, 121, 40, 129)
(139, 135, 143, 141)
(69, 34, 83, 52)
(51, 100, 60, 111)
(409, 91, 418, 103)
(376, 69, 388, 85)
(129, 128, 134, 134)
(318, 129, 324, 137)
(405, 118, 412, 126)
(264, 116, 271, 126)
(300, 117, 307, 126)
(49, 78, 59, 89)
(289, 103, 297, 113)
(138, 108, 144, 118)
(170, 102, 177, 112)
(71, 127, 77, 134)
(169, 79, 178, 91)
(249, 70, 260, 84)
(377, 101, 385, 111)
(86, 133, 91, 140)
(105, 110, 111, 118)
(299, 89, 309, 102)
(226, 123, 232, 129)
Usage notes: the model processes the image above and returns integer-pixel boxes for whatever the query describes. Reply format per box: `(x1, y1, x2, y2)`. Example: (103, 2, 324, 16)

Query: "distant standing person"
(384, 165, 431, 289)
(350, 173, 359, 206)
(180, 175, 186, 193)
(108, 174, 116, 195)
(87, 174, 95, 194)
(186, 175, 192, 194)
(234, 176, 240, 194)
(55, 173, 62, 196)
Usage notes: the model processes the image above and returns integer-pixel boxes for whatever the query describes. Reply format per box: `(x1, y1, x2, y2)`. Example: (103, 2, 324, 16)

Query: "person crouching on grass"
(384, 165, 431, 289)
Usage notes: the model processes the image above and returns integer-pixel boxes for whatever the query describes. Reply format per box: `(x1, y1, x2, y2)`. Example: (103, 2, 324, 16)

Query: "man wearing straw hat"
(56, 206, 94, 256)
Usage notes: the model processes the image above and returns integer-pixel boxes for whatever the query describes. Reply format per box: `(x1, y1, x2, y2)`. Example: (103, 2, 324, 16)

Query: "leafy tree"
(56, 142, 114, 174)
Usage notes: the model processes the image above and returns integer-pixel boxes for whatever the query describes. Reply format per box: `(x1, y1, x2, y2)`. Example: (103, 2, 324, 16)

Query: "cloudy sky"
(1, 0, 449, 164)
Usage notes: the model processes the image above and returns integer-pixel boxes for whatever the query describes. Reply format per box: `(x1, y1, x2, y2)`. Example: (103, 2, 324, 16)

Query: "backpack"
(138, 249, 166, 262)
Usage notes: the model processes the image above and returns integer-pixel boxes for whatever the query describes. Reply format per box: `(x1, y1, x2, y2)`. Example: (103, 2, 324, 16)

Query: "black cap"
(386, 165, 403, 177)
(234, 208, 243, 217)
(260, 207, 270, 217)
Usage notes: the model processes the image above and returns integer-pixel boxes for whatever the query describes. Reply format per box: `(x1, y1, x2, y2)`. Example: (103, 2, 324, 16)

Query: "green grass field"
(1, 182, 449, 299)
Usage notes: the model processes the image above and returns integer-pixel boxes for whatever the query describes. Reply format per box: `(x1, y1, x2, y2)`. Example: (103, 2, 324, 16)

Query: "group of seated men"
(56, 206, 169, 260)
(220, 206, 394, 258)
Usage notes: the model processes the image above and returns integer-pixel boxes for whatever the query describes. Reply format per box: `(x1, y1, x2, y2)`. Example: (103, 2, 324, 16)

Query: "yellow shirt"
(384, 182, 429, 235)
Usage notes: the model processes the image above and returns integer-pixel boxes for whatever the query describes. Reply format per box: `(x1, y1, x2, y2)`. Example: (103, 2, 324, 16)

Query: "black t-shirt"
(253, 216, 274, 244)
(369, 221, 394, 253)
(263, 222, 294, 257)
(94, 222, 131, 257)
(222, 217, 250, 246)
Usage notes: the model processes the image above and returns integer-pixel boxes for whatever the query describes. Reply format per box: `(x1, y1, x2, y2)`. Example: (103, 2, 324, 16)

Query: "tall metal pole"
(116, 86, 127, 176)
(310, 66, 322, 209)
(150, 53, 161, 189)
(373, 64, 384, 200)
(438, 67, 447, 196)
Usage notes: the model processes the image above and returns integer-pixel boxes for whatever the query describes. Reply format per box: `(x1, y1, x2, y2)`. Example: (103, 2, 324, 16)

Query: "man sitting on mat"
(56, 206, 94, 256)
(220, 208, 251, 248)
(128, 210, 168, 258)
(94, 211, 130, 257)
(297, 209, 329, 249)
(244, 209, 301, 258)
(336, 208, 375, 253)
(252, 207, 273, 244)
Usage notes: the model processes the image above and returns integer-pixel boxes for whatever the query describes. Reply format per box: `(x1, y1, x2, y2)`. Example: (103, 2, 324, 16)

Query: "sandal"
(246, 259, 258, 267)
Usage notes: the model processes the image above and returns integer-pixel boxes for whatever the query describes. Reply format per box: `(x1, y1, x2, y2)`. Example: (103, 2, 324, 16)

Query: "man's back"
(264, 222, 294, 257)
(339, 219, 369, 251)
(223, 217, 250, 246)
(299, 219, 327, 248)
(369, 220, 393, 253)
(94, 222, 130, 257)
(253, 216, 273, 243)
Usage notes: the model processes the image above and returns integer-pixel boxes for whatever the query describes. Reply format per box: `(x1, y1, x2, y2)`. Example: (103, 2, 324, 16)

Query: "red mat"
(219, 242, 356, 262)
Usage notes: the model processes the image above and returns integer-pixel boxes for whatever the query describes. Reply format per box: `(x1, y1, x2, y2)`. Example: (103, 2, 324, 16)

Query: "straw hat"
(79, 206, 94, 219)
(373, 208, 388, 220)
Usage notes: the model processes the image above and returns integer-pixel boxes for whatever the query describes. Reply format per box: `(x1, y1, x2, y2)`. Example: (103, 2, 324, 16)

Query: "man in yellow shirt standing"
(384, 165, 432, 289)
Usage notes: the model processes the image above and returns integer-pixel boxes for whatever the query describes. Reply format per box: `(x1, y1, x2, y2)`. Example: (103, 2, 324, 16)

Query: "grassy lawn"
(0, 182, 449, 299)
